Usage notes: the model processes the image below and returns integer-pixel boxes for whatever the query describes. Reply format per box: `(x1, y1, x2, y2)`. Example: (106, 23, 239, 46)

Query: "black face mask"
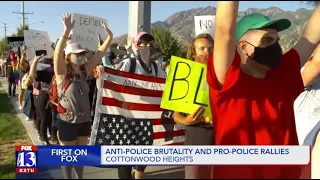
(246, 41, 283, 68)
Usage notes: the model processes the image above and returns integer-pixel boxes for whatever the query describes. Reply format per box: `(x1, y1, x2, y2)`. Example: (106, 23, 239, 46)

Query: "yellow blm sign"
(161, 56, 212, 118)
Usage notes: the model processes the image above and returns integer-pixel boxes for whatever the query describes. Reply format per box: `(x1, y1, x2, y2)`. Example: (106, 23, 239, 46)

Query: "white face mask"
(71, 54, 85, 65)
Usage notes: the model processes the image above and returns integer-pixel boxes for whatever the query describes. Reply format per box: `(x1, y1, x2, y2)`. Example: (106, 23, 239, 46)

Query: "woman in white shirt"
(294, 45, 320, 179)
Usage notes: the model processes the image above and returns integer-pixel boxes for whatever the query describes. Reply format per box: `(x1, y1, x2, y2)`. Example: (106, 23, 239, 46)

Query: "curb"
(0, 78, 58, 179)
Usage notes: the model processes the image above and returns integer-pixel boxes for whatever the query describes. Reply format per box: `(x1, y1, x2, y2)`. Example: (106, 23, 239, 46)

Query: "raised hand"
(22, 45, 27, 54)
(101, 21, 113, 37)
(33, 54, 45, 62)
(61, 13, 75, 33)
(125, 36, 132, 50)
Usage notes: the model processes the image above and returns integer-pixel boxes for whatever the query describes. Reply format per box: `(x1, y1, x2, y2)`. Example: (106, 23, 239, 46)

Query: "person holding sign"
(116, 32, 165, 179)
(18, 45, 30, 110)
(54, 13, 113, 179)
(172, 33, 214, 179)
(208, 1, 320, 179)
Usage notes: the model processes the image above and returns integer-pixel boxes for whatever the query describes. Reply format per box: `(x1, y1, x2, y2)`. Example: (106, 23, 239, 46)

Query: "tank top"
(57, 75, 91, 124)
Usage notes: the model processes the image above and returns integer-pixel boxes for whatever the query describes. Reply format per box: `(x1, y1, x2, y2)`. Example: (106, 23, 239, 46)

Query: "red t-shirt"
(207, 49, 304, 179)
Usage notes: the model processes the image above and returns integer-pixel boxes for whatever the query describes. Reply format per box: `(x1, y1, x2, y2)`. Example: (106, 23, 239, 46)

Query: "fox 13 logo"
(16, 146, 38, 173)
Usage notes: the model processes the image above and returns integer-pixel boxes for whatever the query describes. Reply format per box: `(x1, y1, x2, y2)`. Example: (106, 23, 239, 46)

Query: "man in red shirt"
(207, 1, 320, 179)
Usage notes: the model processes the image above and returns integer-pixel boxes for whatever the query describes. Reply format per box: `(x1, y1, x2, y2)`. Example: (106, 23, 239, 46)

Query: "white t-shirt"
(294, 68, 320, 144)
(117, 56, 167, 79)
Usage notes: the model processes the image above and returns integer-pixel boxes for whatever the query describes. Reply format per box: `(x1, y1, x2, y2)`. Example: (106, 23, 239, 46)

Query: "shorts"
(303, 120, 320, 149)
(184, 125, 214, 145)
(57, 119, 91, 141)
(134, 165, 147, 172)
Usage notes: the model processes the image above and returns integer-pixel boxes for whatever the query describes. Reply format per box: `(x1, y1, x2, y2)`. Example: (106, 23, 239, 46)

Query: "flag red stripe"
(153, 129, 185, 139)
(165, 142, 185, 145)
(104, 67, 166, 84)
(102, 97, 163, 111)
(103, 80, 163, 97)
(153, 119, 176, 125)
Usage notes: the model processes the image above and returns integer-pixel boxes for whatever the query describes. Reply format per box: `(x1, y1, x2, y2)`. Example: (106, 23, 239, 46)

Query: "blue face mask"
(157, 56, 164, 66)
(102, 54, 113, 68)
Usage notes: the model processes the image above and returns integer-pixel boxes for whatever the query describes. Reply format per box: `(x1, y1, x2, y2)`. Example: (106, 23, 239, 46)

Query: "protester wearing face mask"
(207, 2, 320, 179)
(115, 32, 166, 179)
(173, 33, 214, 179)
(29, 55, 55, 145)
(54, 13, 113, 179)
(22, 68, 37, 124)
(294, 45, 320, 179)
(5, 51, 19, 97)
(18, 45, 30, 109)
(117, 32, 166, 78)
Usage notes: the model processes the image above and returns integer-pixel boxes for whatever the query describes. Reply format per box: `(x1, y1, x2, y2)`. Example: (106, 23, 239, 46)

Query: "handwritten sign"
(7, 37, 24, 48)
(71, 13, 108, 51)
(161, 56, 212, 118)
(24, 30, 53, 59)
(194, 15, 215, 39)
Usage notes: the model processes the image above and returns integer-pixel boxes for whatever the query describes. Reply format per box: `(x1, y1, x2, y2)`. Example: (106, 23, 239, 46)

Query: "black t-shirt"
(36, 67, 54, 84)
(5, 60, 14, 77)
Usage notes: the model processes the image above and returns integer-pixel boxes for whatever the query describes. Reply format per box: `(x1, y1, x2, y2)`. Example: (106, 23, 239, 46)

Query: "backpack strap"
(129, 58, 136, 74)
(151, 61, 158, 76)
(79, 64, 87, 78)
(63, 73, 73, 93)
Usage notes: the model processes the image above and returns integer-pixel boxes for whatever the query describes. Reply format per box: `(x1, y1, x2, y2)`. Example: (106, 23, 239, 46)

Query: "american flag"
(89, 67, 185, 146)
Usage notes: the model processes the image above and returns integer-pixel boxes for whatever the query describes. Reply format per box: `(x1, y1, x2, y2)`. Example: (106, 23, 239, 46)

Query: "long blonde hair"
(186, 34, 214, 61)
(65, 54, 74, 74)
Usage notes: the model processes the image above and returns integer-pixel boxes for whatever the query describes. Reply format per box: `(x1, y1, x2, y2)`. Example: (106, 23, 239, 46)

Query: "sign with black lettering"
(24, 30, 53, 59)
(71, 13, 108, 51)
(7, 37, 24, 48)
(194, 15, 215, 39)
(160, 56, 212, 118)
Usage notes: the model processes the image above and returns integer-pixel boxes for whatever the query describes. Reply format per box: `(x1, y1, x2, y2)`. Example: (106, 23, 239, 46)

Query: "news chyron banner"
(16, 145, 310, 173)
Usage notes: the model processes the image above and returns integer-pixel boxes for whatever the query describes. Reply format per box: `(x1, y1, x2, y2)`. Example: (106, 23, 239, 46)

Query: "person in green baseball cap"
(235, 13, 291, 69)
(206, 1, 320, 179)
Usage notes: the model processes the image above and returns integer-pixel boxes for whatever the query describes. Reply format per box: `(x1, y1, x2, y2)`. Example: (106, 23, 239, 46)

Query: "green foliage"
(16, 25, 29, 37)
(0, 25, 29, 56)
(151, 28, 187, 59)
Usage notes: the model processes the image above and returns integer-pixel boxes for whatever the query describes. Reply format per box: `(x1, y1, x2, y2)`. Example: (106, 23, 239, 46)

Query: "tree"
(151, 28, 187, 60)
(0, 25, 29, 56)
(14, 25, 29, 37)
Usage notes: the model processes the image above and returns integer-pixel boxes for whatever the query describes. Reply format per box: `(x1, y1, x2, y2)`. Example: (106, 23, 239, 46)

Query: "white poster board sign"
(194, 15, 216, 39)
(71, 13, 108, 51)
(24, 30, 53, 59)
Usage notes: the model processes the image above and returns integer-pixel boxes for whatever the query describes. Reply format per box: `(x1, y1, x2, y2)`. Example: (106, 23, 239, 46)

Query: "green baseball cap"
(236, 13, 291, 43)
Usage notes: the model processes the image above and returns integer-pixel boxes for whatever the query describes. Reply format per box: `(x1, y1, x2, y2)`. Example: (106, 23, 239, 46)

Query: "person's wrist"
(62, 30, 71, 37)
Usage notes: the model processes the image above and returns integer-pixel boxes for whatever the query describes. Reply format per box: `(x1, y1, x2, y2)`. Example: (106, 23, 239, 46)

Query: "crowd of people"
(1, 1, 320, 179)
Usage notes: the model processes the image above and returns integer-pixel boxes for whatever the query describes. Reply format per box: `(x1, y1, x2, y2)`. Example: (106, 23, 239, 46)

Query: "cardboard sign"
(194, 15, 215, 39)
(161, 56, 212, 118)
(24, 30, 53, 59)
(71, 13, 108, 51)
(7, 37, 24, 48)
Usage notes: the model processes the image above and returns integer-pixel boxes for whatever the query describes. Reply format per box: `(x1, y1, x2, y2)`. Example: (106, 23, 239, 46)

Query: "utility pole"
(2, 23, 9, 39)
(128, 1, 151, 39)
(13, 1, 33, 29)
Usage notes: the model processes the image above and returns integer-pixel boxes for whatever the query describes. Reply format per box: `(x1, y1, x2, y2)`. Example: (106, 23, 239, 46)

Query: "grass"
(0, 89, 33, 179)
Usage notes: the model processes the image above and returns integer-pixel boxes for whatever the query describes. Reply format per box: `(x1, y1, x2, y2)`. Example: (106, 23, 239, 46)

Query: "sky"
(0, 1, 315, 44)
